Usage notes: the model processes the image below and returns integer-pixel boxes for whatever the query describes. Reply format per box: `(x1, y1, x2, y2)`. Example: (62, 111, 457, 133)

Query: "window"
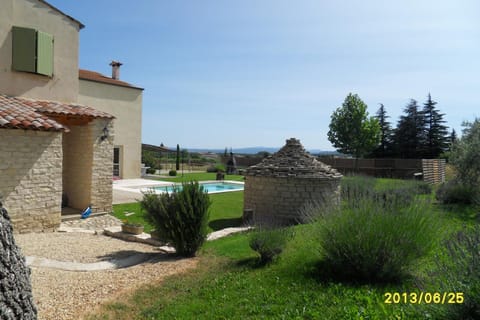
(12, 26, 53, 77)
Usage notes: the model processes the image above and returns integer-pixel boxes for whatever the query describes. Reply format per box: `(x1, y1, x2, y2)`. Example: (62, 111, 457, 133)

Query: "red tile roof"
(0, 94, 114, 132)
(79, 69, 144, 90)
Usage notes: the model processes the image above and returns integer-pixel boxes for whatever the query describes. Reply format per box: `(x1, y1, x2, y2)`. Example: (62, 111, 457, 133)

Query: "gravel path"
(14, 232, 197, 320)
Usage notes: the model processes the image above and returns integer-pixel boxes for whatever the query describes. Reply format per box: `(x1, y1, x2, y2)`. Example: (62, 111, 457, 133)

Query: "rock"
(0, 202, 37, 320)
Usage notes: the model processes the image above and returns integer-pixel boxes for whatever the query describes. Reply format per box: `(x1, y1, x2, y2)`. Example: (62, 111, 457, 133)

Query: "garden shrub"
(340, 175, 376, 200)
(436, 179, 479, 205)
(169, 170, 177, 176)
(206, 164, 226, 173)
(430, 227, 480, 319)
(413, 181, 433, 195)
(146, 168, 156, 174)
(313, 192, 439, 283)
(140, 181, 211, 257)
(249, 226, 293, 265)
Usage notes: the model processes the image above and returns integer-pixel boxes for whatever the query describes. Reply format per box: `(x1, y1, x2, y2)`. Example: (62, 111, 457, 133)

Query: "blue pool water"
(153, 182, 244, 194)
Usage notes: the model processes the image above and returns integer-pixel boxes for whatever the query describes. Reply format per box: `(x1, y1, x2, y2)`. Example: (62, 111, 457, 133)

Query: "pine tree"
(422, 94, 449, 158)
(392, 99, 425, 158)
(369, 103, 393, 158)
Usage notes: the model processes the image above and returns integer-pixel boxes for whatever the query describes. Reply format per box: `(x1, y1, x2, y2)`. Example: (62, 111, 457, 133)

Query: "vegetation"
(94, 176, 479, 319)
(140, 181, 211, 257)
(327, 93, 381, 161)
(311, 188, 439, 283)
(368, 103, 394, 158)
(422, 94, 449, 158)
(431, 226, 480, 319)
(112, 191, 243, 234)
(249, 226, 293, 265)
(392, 99, 425, 158)
(168, 169, 176, 176)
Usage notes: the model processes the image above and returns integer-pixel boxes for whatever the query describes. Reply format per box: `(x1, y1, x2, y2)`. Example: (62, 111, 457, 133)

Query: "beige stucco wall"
(62, 119, 114, 213)
(0, 128, 62, 233)
(0, 0, 80, 102)
(78, 79, 142, 179)
(62, 125, 93, 210)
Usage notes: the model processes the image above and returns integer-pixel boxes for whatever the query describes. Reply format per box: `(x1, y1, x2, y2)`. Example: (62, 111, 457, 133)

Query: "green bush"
(431, 227, 480, 319)
(146, 168, 156, 174)
(169, 170, 177, 176)
(436, 179, 479, 205)
(313, 192, 439, 283)
(249, 226, 293, 265)
(206, 164, 226, 173)
(140, 181, 211, 257)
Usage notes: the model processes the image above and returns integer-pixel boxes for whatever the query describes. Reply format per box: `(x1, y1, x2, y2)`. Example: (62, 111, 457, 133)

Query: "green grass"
(93, 177, 479, 319)
(112, 191, 244, 233)
(150, 172, 245, 183)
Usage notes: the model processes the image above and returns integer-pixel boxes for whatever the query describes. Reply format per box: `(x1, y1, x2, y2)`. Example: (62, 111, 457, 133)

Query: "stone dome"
(245, 138, 342, 179)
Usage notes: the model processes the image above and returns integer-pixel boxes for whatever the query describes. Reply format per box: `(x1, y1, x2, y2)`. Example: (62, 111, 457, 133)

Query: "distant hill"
(185, 146, 339, 156)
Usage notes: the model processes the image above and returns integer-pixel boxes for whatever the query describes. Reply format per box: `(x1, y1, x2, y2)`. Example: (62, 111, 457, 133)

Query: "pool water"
(153, 182, 244, 194)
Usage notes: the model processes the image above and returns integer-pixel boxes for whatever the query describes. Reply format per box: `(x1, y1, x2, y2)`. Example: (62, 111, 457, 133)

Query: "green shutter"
(12, 26, 36, 73)
(36, 31, 54, 77)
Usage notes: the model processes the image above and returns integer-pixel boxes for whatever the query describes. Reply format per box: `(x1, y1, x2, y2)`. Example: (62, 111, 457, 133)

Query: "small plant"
(249, 226, 293, 265)
(141, 181, 211, 257)
(430, 227, 480, 319)
(169, 170, 177, 176)
(436, 179, 479, 205)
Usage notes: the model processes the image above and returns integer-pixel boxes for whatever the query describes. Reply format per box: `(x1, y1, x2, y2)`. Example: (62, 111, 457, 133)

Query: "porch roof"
(0, 94, 114, 132)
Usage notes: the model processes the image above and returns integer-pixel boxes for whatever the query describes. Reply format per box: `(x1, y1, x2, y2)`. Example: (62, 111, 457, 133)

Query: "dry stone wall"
(0, 129, 62, 233)
(90, 119, 114, 213)
(244, 138, 342, 225)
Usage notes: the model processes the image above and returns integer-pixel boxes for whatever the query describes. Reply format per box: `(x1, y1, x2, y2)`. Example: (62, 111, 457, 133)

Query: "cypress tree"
(176, 144, 180, 171)
(422, 94, 449, 158)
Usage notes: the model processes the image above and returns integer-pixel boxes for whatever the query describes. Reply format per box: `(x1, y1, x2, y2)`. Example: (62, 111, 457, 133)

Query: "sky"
(48, 0, 480, 150)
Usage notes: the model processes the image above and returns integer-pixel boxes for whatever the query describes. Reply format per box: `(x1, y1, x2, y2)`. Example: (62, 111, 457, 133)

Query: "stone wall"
(0, 128, 62, 233)
(244, 176, 341, 225)
(90, 119, 114, 213)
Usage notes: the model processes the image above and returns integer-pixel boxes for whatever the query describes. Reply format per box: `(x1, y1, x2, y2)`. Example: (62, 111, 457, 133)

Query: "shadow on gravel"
(96, 250, 190, 269)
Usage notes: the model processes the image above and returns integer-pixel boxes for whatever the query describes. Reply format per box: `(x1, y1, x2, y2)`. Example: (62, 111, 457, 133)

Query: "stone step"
(61, 211, 109, 222)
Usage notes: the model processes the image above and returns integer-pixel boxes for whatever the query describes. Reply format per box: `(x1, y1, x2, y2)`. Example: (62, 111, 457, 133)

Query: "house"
(79, 65, 144, 179)
(0, 0, 143, 232)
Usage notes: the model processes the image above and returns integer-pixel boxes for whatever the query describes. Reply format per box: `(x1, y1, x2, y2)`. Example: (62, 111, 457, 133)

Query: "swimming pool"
(151, 181, 244, 194)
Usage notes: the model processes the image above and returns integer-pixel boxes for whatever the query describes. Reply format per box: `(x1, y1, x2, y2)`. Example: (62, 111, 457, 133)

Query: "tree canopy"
(328, 93, 380, 158)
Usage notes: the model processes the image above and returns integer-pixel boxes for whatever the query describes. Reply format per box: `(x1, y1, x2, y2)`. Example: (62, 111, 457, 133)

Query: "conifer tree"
(422, 94, 449, 158)
(369, 103, 393, 158)
(392, 99, 425, 158)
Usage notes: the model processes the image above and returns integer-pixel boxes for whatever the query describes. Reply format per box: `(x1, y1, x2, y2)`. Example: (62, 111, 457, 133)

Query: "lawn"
(112, 191, 244, 234)
(94, 177, 478, 319)
(150, 172, 245, 183)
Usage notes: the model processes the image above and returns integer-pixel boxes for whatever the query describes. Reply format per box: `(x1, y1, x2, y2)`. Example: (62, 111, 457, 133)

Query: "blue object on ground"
(81, 206, 92, 219)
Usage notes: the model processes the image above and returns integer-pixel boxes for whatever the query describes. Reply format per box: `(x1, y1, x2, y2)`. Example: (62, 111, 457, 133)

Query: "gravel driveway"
(15, 232, 197, 320)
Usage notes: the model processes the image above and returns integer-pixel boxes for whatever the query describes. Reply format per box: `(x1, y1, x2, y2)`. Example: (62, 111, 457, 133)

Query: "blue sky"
(49, 0, 480, 150)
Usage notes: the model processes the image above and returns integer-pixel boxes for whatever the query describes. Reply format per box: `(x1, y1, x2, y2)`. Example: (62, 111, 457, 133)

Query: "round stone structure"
(243, 138, 342, 225)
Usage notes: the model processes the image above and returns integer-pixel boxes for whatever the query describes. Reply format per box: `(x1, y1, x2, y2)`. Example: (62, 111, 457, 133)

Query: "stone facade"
(244, 138, 342, 225)
(0, 128, 62, 233)
(90, 119, 114, 213)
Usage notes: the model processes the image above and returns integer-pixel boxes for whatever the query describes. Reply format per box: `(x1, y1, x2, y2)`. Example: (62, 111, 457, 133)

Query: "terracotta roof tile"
(0, 94, 114, 132)
(79, 69, 143, 90)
